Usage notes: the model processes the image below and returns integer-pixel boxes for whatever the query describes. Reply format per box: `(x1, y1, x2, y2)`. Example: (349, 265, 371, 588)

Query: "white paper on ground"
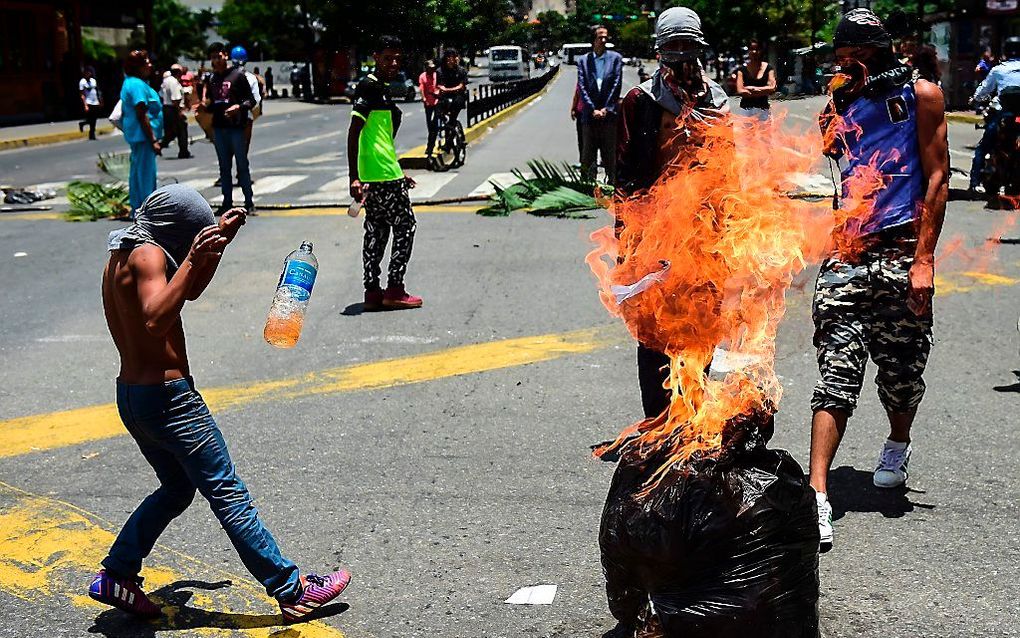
(504, 584, 557, 605)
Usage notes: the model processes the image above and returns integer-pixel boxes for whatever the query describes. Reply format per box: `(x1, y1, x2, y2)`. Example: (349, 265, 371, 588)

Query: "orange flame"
(587, 107, 885, 492)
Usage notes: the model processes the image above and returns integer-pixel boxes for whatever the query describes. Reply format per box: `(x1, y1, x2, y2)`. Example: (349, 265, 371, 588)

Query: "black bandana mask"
(659, 50, 704, 97)
(830, 49, 910, 113)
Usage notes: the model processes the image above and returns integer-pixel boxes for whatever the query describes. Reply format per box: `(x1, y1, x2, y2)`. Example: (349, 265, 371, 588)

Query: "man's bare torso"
(103, 245, 189, 384)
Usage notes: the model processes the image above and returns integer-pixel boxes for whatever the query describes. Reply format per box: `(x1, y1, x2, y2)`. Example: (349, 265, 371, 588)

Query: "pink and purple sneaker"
(279, 570, 352, 623)
(87, 570, 162, 618)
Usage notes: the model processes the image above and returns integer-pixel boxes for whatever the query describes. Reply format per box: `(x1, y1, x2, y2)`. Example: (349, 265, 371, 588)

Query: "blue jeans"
(970, 112, 1000, 188)
(128, 142, 158, 215)
(213, 127, 254, 207)
(103, 377, 301, 602)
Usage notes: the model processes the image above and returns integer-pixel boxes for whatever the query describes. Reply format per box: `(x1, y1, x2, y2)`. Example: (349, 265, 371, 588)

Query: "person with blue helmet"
(201, 42, 258, 213)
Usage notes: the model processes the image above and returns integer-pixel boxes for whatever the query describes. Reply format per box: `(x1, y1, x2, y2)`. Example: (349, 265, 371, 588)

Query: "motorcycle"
(977, 86, 1020, 208)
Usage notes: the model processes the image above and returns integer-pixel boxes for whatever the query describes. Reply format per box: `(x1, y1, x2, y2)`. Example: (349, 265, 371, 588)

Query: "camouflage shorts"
(811, 239, 933, 416)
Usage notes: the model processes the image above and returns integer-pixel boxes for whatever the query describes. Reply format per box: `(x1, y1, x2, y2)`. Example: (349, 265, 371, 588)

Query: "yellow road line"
(0, 480, 345, 636)
(0, 327, 618, 459)
(935, 271, 1019, 295)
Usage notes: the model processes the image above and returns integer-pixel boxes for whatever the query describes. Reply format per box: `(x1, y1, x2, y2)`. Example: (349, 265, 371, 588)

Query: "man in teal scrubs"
(348, 35, 422, 311)
(120, 50, 164, 216)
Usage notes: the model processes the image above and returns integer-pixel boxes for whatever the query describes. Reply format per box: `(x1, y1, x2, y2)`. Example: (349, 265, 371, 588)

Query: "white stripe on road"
(467, 172, 534, 197)
(409, 172, 459, 199)
(299, 176, 348, 202)
(295, 153, 342, 165)
(250, 131, 342, 157)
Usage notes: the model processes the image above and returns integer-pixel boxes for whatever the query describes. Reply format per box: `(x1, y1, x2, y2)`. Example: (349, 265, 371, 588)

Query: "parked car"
(344, 71, 417, 102)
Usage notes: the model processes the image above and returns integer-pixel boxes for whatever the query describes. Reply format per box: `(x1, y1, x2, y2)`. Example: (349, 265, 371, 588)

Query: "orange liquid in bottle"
(264, 313, 304, 349)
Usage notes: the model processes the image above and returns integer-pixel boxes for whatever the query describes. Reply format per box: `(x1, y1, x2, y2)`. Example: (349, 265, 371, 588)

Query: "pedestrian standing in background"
(203, 42, 257, 214)
(418, 60, 439, 158)
(348, 35, 423, 311)
(811, 9, 948, 552)
(239, 49, 265, 186)
(159, 64, 192, 159)
(78, 66, 102, 140)
(975, 46, 995, 86)
(569, 85, 583, 164)
(576, 24, 623, 184)
(735, 38, 777, 119)
(912, 44, 942, 86)
(265, 66, 274, 97)
(120, 50, 163, 217)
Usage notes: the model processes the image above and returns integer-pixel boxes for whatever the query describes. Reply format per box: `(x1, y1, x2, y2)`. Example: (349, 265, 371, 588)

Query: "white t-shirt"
(160, 76, 183, 106)
(79, 77, 99, 105)
(245, 71, 262, 120)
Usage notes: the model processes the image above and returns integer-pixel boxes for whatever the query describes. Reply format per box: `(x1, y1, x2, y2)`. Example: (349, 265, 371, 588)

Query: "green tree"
(533, 10, 569, 49)
(217, 0, 307, 60)
(151, 0, 208, 62)
(617, 18, 652, 57)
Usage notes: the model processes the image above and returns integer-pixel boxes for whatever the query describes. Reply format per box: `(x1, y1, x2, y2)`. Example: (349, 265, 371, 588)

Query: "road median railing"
(399, 64, 561, 170)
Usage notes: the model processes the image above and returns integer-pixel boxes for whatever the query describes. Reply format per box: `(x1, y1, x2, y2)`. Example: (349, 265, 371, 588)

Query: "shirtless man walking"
(89, 184, 349, 623)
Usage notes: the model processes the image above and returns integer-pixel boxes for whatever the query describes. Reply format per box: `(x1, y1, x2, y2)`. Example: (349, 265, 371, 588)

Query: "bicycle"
(430, 95, 466, 172)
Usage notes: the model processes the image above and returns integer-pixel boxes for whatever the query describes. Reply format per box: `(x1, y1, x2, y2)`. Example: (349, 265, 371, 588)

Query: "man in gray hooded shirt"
(615, 7, 730, 419)
(95, 184, 352, 620)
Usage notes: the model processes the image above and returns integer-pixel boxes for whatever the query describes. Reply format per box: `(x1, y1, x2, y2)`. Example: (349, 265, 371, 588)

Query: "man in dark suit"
(577, 25, 624, 184)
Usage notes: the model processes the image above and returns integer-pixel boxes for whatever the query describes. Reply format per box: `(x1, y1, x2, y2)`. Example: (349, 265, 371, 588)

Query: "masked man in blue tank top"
(809, 9, 949, 552)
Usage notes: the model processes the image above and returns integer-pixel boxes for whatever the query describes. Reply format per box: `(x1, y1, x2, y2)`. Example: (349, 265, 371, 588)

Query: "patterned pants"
(363, 179, 416, 290)
(811, 237, 933, 417)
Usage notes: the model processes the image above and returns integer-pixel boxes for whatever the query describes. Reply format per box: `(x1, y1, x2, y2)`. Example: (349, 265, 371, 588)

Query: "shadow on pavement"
(993, 370, 1020, 393)
(87, 579, 348, 637)
(827, 466, 936, 521)
(341, 302, 365, 316)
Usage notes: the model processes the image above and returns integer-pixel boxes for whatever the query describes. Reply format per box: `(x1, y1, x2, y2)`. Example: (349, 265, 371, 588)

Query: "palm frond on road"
(477, 159, 611, 218)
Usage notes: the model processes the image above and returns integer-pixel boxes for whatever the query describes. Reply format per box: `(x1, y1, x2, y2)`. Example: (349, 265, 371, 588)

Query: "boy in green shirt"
(348, 35, 422, 311)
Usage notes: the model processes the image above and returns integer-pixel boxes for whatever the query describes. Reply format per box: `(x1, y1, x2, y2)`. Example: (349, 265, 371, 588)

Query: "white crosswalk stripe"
(467, 171, 533, 197)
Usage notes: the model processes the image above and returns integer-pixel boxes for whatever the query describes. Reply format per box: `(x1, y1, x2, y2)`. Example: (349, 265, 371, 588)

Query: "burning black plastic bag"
(599, 412, 819, 638)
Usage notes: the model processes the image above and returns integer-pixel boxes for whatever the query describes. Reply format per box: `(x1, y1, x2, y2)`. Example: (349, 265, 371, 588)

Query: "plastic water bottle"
(264, 241, 318, 348)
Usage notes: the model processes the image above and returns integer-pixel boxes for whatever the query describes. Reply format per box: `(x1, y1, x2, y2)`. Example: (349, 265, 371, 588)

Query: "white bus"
(560, 42, 592, 65)
(488, 46, 531, 82)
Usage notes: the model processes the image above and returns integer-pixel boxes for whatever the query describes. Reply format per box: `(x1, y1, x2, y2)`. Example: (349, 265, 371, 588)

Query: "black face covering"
(659, 50, 704, 95)
(831, 48, 910, 113)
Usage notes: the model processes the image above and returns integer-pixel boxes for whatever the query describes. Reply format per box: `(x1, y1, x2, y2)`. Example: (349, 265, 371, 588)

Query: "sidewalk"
(0, 99, 326, 151)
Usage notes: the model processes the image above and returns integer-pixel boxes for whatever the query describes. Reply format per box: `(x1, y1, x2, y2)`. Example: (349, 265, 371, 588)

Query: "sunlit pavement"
(1, 74, 1018, 637)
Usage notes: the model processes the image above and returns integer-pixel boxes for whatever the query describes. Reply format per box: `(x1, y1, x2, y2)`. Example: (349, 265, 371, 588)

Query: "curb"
(0, 124, 116, 150)
(946, 112, 982, 125)
(399, 69, 561, 170)
(0, 112, 209, 152)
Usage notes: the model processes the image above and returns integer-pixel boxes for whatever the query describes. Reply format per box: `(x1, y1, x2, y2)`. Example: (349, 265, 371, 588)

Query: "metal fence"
(465, 65, 561, 128)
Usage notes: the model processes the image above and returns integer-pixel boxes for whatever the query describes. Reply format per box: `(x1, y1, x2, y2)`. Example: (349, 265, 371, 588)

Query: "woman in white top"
(78, 66, 102, 140)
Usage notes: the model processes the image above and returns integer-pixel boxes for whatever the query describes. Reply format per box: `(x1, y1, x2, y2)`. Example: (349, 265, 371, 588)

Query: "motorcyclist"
(969, 36, 1020, 195)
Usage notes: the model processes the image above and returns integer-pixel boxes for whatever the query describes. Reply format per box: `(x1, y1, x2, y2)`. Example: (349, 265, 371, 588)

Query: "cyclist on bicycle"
(436, 48, 468, 126)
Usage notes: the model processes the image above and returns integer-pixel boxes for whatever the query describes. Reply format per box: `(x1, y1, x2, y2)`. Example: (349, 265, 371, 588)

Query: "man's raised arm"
(132, 226, 225, 336)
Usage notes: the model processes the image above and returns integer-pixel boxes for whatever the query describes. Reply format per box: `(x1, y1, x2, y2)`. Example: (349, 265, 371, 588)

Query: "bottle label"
(281, 260, 316, 301)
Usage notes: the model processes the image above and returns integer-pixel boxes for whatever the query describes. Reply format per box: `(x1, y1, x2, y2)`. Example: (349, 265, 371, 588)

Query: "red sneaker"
(364, 288, 384, 312)
(87, 570, 163, 618)
(382, 286, 423, 310)
(279, 570, 352, 623)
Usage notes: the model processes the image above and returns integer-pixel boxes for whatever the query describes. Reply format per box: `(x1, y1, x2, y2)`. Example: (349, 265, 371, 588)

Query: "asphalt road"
(1, 71, 1018, 638)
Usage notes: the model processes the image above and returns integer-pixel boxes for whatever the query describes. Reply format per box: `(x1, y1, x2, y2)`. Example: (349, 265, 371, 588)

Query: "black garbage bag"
(599, 410, 819, 638)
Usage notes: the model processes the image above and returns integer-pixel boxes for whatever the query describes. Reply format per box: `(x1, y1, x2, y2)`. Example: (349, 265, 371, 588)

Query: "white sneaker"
(874, 439, 911, 488)
(815, 490, 833, 553)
